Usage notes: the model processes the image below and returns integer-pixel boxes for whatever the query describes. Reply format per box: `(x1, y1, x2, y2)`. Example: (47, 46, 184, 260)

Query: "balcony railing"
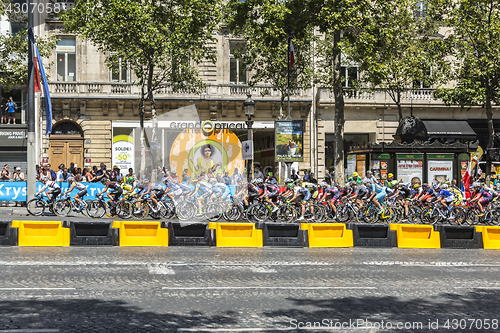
(48, 82, 312, 100)
(318, 87, 438, 104)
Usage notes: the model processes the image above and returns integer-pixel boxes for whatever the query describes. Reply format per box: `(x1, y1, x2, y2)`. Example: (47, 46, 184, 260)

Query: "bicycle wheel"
(53, 198, 72, 217)
(249, 203, 269, 222)
(130, 201, 149, 219)
(161, 201, 176, 220)
(223, 203, 242, 221)
(420, 207, 433, 224)
(277, 205, 295, 223)
(451, 206, 468, 225)
(116, 201, 131, 219)
(335, 204, 351, 223)
(27, 198, 45, 216)
(407, 206, 422, 224)
(176, 201, 196, 221)
(356, 205, 369, 223)
(87, 200, 106, 218)
(205, 202, 223, 222)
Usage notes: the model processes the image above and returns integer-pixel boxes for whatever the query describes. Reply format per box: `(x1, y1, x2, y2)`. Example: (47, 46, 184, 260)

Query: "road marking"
(0, 330, 59, 333)
(0, 288, 76, 291)
(147, 264, 175, 275)
(163, 286, 376, 290)
(454, 286, 500, 289)
(249, 266, 277, 273)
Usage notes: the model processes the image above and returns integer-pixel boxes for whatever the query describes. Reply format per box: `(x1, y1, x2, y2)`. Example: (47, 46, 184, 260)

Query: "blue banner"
(0, 182, 106, 201)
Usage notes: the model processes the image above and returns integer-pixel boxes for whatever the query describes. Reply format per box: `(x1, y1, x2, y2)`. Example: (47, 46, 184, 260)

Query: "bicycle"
(27, 193, 57, 216)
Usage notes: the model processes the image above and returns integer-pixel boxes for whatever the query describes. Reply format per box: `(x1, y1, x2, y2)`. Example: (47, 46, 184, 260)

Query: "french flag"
(289, 41, 295, 68)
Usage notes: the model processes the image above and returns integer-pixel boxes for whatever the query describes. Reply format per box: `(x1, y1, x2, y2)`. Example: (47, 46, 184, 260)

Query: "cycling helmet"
(295, 179, 302, 186)
(41, 176, 48, 182)
(413, 183, 421, 188)
(67, 177, 74, 183)
(127, 176, 135, 183)
(472, 182, 481, 188)
(173, 179, 180, 184)
(284, 178, 292, 184)
(209, 178, 217, 184)
(352, 172, 358, 177)
(441, 183, 448, 189)
(422, 183, 429, 188)
(287, 183, 294, 189)
(366, 170, 372, 175)
(320, 182, 328, 188)
(162, 177, 169, 183)
(362, 178, 371, 184)
(142, 179, 149, 184)
(100, 178, 108, 184)
(433, 183, 440, 190)
(390, 180, 398, 187)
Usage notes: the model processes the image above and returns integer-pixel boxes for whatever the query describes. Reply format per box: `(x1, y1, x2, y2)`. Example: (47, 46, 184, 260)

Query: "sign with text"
(0, 128, 27, 147)
(0, 182, 106, 202)
(241, 140, 253, 160)
(275, 121, 303, 162)
(112, 135, 135, 177)
(428, 160, 453, 183)
(397, 159, 423, 184)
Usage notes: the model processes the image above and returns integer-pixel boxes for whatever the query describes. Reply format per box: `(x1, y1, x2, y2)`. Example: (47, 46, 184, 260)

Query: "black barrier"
(436, 225, 483, 249)
(347, 223, 397, 247)
(64, 221, 114, 246)
(0, 221, 14, 246)
(167, 222, 211, 246)
(256, 223, 305, 247)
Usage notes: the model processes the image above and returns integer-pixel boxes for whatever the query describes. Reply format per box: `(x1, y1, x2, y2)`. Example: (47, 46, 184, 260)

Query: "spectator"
(364, 170, 377, 184)
(36, 164, 40, 181)
(0, 97, 6, 124)
(126, 168, 136, 182)
(303, 169, 311, 181)
(309, 172, 317, 184)
(45, 164, 56, 180)
(324, 169, 333, 185)
(74, 168, 83, 182)
(55, 164, 65, 181)
(95, 163, 110, 182)
(254, 167, 263, 179)
(1, 164, 11, 181)
(348, 172, 362, 184)
(291, 169, 299, 181)
(69, 162, 76, 175)
(231, 168, 241, 185)
(384, 173, 394, 187)
(223, 171, 231, 185)
(110, 165, 123, 182)
(268, 172, 278, 185)
(182, 169, 191, 184)
(12, 167, 25, 181)
(6, 96, 16, 124)
(40, 164, 51, 180)
(57, 168, 70, 182)
(170, 170, 180, 182)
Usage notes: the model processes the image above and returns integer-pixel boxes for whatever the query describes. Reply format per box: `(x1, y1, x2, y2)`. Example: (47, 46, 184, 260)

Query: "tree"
(62, 0, 221, 179)
(225, 0, 314, 117)
(310, 0, 369, 185)
(343, 0, 449, 121)
(433, 0, 500, 184)
(0, 3, 56, 91)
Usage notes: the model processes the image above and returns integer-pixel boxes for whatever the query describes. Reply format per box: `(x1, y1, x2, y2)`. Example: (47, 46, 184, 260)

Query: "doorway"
(49, 121, 84, 169)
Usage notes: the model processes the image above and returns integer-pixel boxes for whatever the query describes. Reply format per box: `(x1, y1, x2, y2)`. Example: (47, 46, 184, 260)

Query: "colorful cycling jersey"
(425, 187, 438, 196)
(178, 183, 191, 192)
(439, 189, 454, 198)
(302, 182, 318, 192)
(413, 187, 423, 197)
(41, 181, 60, 191)
(166, 182, 180, 192)
(121, 183, 133, 192)
(355, 185, 369, 197)
(324, 186, 340, 195)
(196, 181, 212, 193)
(150, 183, 164, 191)
(398, 184, 412, 198)
(247, 183, 260, 195)
(385, 187, 394, 195)
(105, 182, 120, 190)
(367, 183, 383, 194)
(70, 182, 86, 191)
(479, 187, 494, 198)
(264, 182, 279, 194)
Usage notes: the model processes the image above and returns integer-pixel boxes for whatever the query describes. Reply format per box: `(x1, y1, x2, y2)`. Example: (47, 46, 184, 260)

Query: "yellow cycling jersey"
(121, 183, 133, 192)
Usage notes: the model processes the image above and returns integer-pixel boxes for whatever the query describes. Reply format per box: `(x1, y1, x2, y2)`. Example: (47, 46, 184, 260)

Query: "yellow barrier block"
(114, 221, 168, 246)
(305, 223, 353, 248)
(476, 226, 500, 249)
(12, 220, 69, 247)
(214, 223, 263, 247)
(393, 224, 440, 248)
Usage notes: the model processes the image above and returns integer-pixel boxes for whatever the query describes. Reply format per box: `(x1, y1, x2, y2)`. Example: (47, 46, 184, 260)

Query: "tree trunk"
(397, 91, 403, 121)
(333, 30, 345, 186)
(485, 91, 495, 186)
(146, 61, 160, 183)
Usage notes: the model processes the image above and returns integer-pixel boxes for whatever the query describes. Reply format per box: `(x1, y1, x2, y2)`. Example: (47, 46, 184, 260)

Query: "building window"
(56, 38, 76, 82)
(413, 66, 432, 89)
(110, 59, 130, 83)
(229, 41, 246, 84)
(341, 66, 358, 88)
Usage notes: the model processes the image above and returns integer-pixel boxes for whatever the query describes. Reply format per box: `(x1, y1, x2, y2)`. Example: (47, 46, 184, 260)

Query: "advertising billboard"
(275, 120, 303, 162)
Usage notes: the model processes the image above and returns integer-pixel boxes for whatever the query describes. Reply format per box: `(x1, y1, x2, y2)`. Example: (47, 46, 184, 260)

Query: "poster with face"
(169, 128, 244, 177)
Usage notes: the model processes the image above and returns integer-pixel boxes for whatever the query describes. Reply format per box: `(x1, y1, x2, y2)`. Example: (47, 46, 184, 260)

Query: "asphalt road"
(0, 247, 499, 332)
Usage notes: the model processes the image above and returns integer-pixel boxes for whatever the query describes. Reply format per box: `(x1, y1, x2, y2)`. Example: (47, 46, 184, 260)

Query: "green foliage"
(343, 0, 449, 117)
(433, 0, 500, 109)
(225, 0, 314, 107)
(61, 0, 222, 96)
(0, 0, 57, 90)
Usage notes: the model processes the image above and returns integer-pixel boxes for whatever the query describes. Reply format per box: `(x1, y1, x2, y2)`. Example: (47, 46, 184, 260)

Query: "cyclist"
(291, 179, 316, 221)
(188, 177, 213, 213)
(259, 178, 279, 212)
(395, 182, 413, 221)
(438, 183, 455, 211)
(62, 177, 88, 211)
(36, 177, 61, 204)
(469, 182, 494, 216)
(98, 178, 123, 205)
(214, 177, 231, 202)
(320, 182, 341, 214)
(120, 176, 136, 200)
(176, 179, 193, 200)
(242, 178, 261, 207)
(352, 181, 369, 208)
(149, 181, 166, 212)
(281, 178, 295, 199)
(347, 172, 363, 184)
(366, 179, 385, 213)
(419, 183, 439, 203)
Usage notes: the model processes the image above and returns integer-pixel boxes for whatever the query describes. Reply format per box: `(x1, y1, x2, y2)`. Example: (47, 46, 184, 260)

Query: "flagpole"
(27, 0, 36, 202)
(286, 30, 292, 121)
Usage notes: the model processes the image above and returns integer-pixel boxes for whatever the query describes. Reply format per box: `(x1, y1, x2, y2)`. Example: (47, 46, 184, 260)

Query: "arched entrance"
(49, 121, 84, 169)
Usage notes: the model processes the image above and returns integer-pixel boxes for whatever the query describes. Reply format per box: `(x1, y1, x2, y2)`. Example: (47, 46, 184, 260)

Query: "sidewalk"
(0, 203, 29, 217)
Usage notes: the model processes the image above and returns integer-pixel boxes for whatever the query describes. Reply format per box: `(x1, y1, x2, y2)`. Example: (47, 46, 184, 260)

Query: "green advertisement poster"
(275, 121, 304, 162)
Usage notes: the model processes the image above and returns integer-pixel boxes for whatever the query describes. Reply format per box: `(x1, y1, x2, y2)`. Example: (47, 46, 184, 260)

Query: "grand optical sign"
(169, 120, 247, 131)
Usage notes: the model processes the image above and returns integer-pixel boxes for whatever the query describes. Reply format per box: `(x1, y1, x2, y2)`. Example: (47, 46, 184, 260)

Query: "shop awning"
(422, 120, 476, 139)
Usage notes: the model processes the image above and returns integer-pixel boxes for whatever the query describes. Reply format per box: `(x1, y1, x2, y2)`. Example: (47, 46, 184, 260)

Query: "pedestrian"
(12, 167, 24, 181)
(223, 171, 231, 185)
(1, 164, 11, 181)
(303, 169, 311, 181)
(5, 97, 16, 124)
(56, 164, 65, 181)
(291, 169, 299, 181)
(324, 169, 333, 185)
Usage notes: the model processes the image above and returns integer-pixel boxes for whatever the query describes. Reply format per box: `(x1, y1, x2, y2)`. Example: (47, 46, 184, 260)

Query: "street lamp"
(244, 94, 255, 182)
